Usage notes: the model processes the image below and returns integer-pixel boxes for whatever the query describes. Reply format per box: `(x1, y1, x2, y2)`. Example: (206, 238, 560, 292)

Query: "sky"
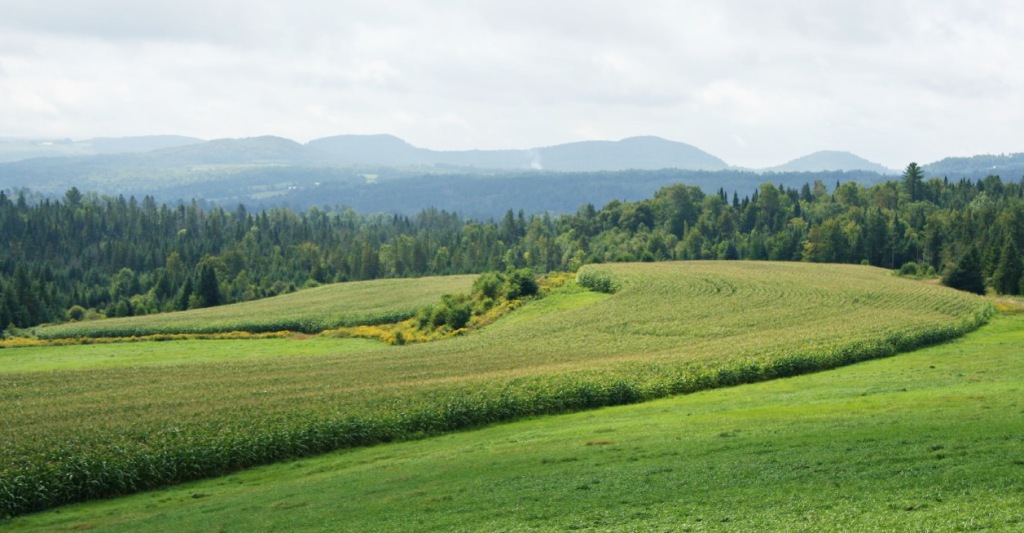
(1, 0, 1023, 169)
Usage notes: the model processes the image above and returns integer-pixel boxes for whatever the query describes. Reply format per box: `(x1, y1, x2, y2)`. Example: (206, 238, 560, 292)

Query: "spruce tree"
(992, 237, 1023, 295)
(902, 162, 925, 202)
(176, 278, 194, 311)
(196, 264, 222, 308)
(0, 284, 10, 331)
(942, 246, 986, 295)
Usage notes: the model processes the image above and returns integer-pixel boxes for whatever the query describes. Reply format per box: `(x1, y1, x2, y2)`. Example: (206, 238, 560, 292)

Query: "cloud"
(1, 1, 1023, 168)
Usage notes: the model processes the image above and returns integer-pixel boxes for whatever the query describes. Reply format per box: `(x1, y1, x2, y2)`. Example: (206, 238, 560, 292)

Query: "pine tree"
(0, 282, 10, 331)
(195, 264, 222, 308)
(176, 278, 194, 311)
(902, 162, 925, 202)
(942, 246, 986, 295)
(992, 236, 1023, 295)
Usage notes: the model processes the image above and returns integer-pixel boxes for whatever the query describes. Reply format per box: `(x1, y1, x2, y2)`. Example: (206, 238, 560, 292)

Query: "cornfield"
(0, 262, 991, 518)
(31, 275, 476, 339)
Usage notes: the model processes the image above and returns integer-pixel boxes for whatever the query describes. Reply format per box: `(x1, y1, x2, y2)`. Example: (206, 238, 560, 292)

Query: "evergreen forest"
(2, 163, 1023, 332)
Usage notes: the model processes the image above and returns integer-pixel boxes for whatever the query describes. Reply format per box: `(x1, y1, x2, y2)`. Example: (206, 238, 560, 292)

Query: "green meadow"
(0, 262, 995, 521)
(8, 311, 1022, 531)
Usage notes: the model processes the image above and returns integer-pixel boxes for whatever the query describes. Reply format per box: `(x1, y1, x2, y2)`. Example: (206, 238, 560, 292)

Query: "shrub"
(502, 268, 539, 300)
(472, 272, 503, 301)
(898, 262, 919, 276)
(576, 269, 620, 293)
(898, 262, 936, 278)
(443, 297, 472, 330)
(66, 305, 87, 322)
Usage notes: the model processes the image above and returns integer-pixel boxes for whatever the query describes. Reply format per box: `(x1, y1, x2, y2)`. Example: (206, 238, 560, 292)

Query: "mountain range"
(0, 134, 1019, 217)
(2, 134, 887, 173)
(7, 133, 1022, 178)
(0, 135, 202, 163)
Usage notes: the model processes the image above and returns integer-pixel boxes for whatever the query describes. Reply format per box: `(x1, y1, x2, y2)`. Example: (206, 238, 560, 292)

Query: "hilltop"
(763, 150, 896, 174)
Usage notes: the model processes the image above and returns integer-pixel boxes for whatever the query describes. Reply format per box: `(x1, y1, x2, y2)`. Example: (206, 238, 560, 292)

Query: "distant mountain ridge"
(534, 136, 728, 171)
(145, 136, 317, 165)
(303, 134, 729, 171)
(88, 135, 203, 155)
(1, 132, 1021, 218)
(1, 134, 729, 171)
(0, 135, 203, 162)
(763, 150, 897, 174)
(922, 153, 1024, 180)
(3, 133, 1020, 178)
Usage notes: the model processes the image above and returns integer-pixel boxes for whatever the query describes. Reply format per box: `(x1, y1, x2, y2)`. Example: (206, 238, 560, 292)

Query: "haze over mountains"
(3, 134, 882, 173)
(0, 134, 1019, 218)
(10, 132, 1016, 178)
(0, 135, 203, 162)
(763, 150, 896, 175)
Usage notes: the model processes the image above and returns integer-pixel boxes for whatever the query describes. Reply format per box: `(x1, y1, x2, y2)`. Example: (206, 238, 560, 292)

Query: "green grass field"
(0, 262, 992, 519)
(31, 274, 477, 338)
(8, 311, 1021, 531)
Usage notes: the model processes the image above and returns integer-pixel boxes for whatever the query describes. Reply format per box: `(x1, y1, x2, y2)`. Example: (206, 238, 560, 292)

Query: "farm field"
(0, 262, 993, 518)
(8, 310, 1022, 531)
(0, 337, 385, 373)
(31, 274, 477, 338)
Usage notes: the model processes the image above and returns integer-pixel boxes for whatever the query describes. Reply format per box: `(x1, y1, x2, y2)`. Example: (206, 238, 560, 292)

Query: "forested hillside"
(2, 164, 1022, 332)
(923, 152, 1024, 180)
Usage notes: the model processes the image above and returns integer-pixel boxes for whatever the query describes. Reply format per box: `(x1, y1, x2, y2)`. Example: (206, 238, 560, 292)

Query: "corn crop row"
(0, 262, 993, 519)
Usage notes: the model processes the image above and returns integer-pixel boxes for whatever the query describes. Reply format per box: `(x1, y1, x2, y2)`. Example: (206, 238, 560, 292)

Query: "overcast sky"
(1, 1, 1022, 169)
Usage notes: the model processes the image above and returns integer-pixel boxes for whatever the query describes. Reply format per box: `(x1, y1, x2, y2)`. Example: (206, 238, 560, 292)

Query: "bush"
(899, 262, 918, 276)
(472, 272, 503, 301)
(576, 269, 620, 294)
(502, 268, 538, 300)
(416, 269, 542, 335)
(66, 305, 87, 322)
(428, 294, 472, 331)
(898, 262, 936, 278)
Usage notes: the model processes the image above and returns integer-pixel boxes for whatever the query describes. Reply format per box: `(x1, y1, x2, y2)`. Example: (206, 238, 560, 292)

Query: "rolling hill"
(922, 152, 1024, 180)
(11, 310, 1019, 531)
(534, 136, 727, 171)
(0, 262, 992, 519)
(763, 150, 896, 174)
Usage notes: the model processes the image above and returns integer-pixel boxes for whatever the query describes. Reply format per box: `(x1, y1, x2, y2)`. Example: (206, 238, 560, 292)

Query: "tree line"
(2, 164, 1022, 331)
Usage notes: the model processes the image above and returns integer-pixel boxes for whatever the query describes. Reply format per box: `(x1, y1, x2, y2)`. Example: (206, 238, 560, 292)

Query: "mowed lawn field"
(8, 309, 1023, 531)
(0, 262, 993, 519)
